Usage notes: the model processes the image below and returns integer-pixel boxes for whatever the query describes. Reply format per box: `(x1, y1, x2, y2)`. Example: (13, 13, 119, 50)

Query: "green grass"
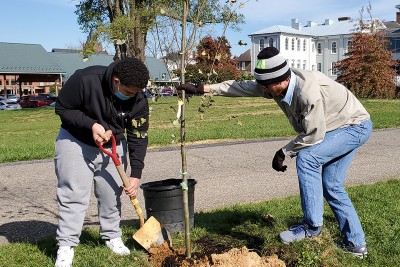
(0, 97, 399, 266)
(0, 179, 398, 266)
(0, 97, 399, 163)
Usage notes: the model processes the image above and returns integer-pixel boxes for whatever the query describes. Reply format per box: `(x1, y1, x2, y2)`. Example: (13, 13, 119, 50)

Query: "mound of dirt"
(211, 247, 286, 267)
(148, 242, 286, 267)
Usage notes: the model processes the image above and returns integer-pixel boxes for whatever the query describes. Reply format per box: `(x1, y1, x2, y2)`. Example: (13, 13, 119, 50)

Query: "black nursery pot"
(140, 178, 197, 233)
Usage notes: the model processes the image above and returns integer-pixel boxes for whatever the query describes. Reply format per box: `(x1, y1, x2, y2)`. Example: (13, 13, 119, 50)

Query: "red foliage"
(336, 14, 398, 98)
(183, 36, 239, 83)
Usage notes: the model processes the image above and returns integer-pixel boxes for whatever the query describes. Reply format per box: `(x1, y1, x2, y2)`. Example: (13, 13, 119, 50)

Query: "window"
(11, 80, 16, 85)
(331, 41, 337, 54)
(269, 38, 274, 47)
(291, 38, 295, 50)
(346, 40, 352, 53)
(236, 63, 240, 70)
(317, 43, 322, 54)
(259, 39, 265, 51)
(297, 39, 301, 51)
(331, 62, 338, 75)
(317, 63, 322, 72)
(303, 40, 307, 51)
(303, 60, 306, 69)
(0, 80, 2, 86)
(241, 62, 246, 70)
(297, 60, 301, 68)
(291, 59, 295, 68)
(285, 38, 289, 50)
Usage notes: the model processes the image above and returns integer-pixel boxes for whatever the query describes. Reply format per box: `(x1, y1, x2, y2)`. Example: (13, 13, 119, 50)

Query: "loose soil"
(148, 242, 286, 267)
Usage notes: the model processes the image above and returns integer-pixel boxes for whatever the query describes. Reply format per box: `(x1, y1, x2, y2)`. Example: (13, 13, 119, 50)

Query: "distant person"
(177, 47, 372, 258)
(54, 57, 150, 267)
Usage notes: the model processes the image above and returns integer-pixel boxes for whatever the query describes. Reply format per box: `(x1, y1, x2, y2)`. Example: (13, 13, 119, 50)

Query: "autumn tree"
(335, 4, 398, 98)
(75, 0, 245, 62)
(182, 36, 239, 84)
(76, 0, 160, 62)
(146, 0, 246, 67)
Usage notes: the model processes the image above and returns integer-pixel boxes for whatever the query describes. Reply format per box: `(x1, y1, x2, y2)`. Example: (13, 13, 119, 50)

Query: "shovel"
(97, 131, 170, 251)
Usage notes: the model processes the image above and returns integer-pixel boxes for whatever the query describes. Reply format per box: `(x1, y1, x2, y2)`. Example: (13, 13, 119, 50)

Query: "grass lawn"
(0, 97, 399, 266)
(0, 179, 399, 266)
(0, 97, 399, 163)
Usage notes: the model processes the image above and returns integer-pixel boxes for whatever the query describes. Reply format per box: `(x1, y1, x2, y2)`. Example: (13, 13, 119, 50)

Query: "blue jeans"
(296, 119, 372, 247)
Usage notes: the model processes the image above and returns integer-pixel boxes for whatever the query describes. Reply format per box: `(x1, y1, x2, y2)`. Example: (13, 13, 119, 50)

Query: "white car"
(0, 100, 22, 110)
(5, 97, 19, 103)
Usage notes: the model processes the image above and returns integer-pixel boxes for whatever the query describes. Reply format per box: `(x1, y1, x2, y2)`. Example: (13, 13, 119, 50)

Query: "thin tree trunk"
(180, 0, 191, 259)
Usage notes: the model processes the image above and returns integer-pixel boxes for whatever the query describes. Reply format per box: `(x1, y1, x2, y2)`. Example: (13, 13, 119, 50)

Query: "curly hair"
(112, 57, 150, 89)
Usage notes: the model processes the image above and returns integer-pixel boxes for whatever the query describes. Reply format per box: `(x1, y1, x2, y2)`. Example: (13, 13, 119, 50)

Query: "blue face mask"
(114, 83, 133, 100)
(114, 91, 132, 101)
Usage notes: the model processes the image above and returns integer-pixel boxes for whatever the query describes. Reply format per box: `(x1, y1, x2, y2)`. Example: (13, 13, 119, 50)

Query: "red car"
(19, 95, 55, 108)
(161, 87, 174, 96)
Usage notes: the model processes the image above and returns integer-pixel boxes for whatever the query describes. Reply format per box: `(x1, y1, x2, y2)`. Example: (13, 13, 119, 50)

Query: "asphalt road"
(1, 128, 399, 245)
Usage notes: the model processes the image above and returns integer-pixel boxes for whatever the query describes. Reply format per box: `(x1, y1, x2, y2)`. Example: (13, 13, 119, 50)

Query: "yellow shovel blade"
(132, 216, 171, 251)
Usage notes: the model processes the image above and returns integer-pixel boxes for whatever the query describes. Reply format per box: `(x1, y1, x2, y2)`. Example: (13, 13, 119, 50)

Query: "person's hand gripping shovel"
(97, 131, 171, 252)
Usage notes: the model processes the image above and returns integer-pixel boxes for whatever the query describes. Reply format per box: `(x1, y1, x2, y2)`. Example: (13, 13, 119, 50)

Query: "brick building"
(0, 42, 171, 98)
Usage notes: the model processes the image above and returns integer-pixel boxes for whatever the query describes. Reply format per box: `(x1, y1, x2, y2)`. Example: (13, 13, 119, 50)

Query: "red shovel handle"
(97, 133, 121, 166)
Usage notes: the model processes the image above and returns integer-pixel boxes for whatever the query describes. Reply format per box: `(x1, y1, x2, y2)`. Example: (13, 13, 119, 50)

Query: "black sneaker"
(340, 243, 368, 259)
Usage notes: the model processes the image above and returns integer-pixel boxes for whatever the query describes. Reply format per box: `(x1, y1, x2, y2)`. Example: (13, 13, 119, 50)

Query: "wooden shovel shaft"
(116, 164, 145, 227)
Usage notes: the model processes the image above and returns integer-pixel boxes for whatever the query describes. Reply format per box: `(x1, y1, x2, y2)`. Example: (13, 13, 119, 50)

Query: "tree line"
(76, 1, 398, 99)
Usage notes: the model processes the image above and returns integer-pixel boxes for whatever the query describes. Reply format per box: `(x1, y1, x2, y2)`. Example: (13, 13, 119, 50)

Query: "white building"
(248, 17, 386, 80)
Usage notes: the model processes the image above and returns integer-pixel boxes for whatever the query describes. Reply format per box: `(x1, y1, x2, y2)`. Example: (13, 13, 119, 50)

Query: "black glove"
(272, 149, 287, 172)
(176, 83, 205, 94)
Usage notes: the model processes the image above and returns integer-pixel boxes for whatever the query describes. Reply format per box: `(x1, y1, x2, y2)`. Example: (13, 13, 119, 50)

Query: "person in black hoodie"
(54, 57, 150, 267)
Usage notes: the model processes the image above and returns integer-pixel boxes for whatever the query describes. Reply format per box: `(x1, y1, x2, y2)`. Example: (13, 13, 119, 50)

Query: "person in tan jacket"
(177, 47, 372, 258)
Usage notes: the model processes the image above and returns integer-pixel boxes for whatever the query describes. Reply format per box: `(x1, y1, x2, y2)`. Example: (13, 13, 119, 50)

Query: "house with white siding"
(248, 17, 387, 80)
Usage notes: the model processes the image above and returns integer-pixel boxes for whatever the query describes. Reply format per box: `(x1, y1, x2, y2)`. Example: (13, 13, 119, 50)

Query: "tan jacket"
(209, 68, 370, 156)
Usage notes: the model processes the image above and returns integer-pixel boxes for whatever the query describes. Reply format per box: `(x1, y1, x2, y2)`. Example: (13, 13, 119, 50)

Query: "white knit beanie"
(254, 47, 290, 85)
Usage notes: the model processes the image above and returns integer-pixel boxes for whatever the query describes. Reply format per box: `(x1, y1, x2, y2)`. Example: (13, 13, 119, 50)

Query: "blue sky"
(2, 0, 397, 57)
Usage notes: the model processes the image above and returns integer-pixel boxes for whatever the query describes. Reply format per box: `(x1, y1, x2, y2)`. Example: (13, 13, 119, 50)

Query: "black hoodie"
(55, 62, 149, 178)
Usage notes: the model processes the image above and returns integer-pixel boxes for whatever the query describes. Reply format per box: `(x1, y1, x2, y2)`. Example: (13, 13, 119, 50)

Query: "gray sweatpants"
(54, 128, 127, 247)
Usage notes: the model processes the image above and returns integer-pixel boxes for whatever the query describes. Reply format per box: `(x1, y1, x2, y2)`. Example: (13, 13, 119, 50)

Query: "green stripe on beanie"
(256, 59, 266, 69)
(254, 47, 290, 85)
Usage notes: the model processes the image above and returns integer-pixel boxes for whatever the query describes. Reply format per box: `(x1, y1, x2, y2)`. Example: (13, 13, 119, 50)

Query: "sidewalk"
(1, 128, 399, 245)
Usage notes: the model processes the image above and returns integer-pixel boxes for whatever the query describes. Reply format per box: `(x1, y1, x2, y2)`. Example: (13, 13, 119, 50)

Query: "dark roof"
(51, 48, 82, 53)
(51, 48, 109, 54)
(50, 52, 115, 81)
(383, 21, 400, 29)
(236, 49, 251, 62)
(145, 57, 172, 82)
(50, 52, 171, 82)
(0, 42, 65, 74)
(0, 42, 171, 83)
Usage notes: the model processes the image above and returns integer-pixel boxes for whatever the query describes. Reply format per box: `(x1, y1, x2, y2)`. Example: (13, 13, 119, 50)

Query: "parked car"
(144, 89, 154, 98)
(44, 101, 57, 109)
(19, 95, 55, 108)
(5, 94, 19, 103)
(39, 93, 56, 98)
(162, 87, 174, 95)
(0, 100, 21, 110)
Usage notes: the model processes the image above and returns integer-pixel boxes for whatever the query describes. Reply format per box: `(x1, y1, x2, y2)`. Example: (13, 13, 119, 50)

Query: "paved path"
(1, 128, 399, 245)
